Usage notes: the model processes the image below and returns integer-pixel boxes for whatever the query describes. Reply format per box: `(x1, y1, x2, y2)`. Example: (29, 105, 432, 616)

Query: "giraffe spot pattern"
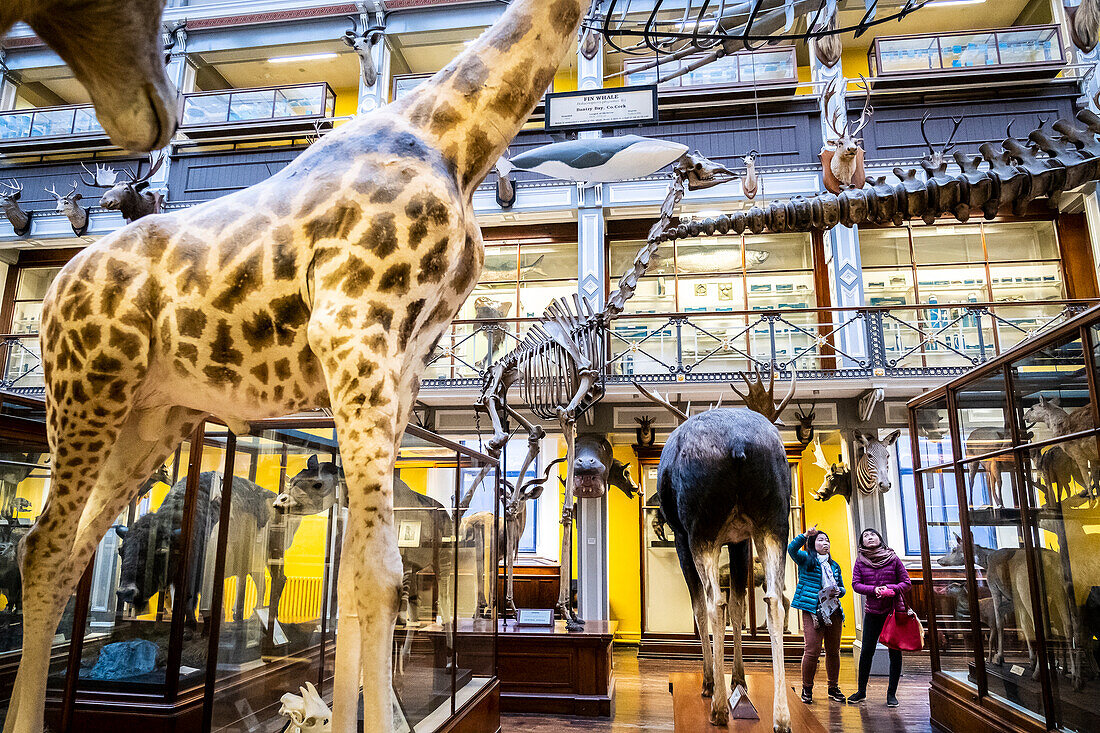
(360, 213, 398, 257)
(211, 321, 244, 366)
(305, 198, 363, 244)
(378, 264, 411, 295)
(417, 238, 449, 284)
(177, 308, 206, 339)
(213, 252, 264, 311)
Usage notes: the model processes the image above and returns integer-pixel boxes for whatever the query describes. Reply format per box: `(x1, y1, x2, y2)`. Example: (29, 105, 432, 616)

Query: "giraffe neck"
(397, 0, 586, 197)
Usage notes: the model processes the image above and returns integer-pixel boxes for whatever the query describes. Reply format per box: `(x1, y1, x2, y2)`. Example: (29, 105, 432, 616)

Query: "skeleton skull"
(278, 681, 332, 733)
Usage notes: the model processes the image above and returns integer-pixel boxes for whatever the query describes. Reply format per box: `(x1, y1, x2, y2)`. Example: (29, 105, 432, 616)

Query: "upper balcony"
(178, 82, 337, 139)
(0, 104, 108, 154)
(867, 24, 1066, 89)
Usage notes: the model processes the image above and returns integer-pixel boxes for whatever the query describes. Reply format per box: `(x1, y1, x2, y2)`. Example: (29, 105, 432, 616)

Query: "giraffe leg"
(6, 405, 201, 733)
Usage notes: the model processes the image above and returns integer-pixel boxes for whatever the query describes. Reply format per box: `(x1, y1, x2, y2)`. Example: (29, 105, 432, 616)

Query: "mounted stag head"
(821, 75, 872, 193)
(794, 403, 815, 447)
(729, 365, 797, 425)
(1065, 0, 1100, 52)
(45, 181, 88, 236)
(343, 13, 385, 88)
(741, 150, 759, 200)
(635, 415, 656, 446)
(80, 153, 165, 223)
(919, 112, 964, 175)
(0, 180, 31, 236)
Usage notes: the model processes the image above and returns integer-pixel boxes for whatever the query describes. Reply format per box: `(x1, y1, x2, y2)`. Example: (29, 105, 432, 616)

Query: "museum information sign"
(545, 85, 659, 132)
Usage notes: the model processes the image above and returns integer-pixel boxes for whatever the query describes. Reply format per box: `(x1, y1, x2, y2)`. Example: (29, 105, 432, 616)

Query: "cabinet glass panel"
(875, 36, 940, 74)
(69, 439, 202, 693)
(939, 33, 998, 69)
(642, 464, 692, 634)
(1020, 442, 1099, 731)
(912, 224, 985, 265)
(996, 28, 1060, 64)
(0, 445, 51, 661)
(983, 221, 1059, 262)
(859, 228, 913, 268)
(956, 373, 1015, 511)
(925, 468, 980, 689)
(913, 398, 953, 468)
(1011, 336, 1094, 445)
(989, 261, 1064, 303)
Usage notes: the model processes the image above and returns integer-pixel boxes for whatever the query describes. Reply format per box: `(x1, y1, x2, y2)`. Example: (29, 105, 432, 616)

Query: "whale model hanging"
(495, 135, 689, 206)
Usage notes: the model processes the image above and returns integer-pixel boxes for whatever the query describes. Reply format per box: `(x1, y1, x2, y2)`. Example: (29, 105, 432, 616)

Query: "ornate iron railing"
(4, 301, 1091, 396)
(421, 300, 1095, 388)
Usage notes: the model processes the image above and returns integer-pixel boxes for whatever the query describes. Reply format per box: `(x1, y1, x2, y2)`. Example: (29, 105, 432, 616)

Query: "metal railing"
(421, 300, 1095, 388)
(4, 301, 1091, 396)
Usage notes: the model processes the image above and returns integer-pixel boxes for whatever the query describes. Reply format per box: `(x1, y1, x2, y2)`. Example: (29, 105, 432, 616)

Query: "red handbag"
(879, 596, 925, 652)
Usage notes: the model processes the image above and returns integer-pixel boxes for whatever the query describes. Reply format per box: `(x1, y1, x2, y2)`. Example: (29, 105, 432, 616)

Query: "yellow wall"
(840, 49, 872, 83)
(605, 440, 858, 645)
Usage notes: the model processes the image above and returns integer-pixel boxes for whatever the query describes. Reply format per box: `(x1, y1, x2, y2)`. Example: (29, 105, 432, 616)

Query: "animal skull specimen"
(279, 681, 332, 733)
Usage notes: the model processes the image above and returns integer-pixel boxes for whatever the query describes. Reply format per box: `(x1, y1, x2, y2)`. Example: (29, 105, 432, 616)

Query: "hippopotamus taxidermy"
(571, 434, 639, 500)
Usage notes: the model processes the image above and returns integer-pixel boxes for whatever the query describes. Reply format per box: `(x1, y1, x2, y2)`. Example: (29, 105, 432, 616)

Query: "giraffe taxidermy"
(8, 1, 587, 732)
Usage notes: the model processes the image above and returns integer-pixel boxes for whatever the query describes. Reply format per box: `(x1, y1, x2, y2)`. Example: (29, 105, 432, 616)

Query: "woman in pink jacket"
(848, 528, 911, 707)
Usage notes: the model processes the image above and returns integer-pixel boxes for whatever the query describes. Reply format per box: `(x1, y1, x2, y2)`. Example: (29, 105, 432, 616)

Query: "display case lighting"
(268, 52, 339, 64)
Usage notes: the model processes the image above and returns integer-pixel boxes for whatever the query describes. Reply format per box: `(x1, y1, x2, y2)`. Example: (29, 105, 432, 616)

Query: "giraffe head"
(274, 455, 341, 515)
(9, 0, 176, 151)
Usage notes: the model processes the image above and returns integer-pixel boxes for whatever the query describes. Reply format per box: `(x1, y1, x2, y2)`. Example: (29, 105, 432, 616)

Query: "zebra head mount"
(854, 430, 900, 495)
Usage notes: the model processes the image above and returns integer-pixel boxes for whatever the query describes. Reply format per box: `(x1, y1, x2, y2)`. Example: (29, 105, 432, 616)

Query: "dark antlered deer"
(821, 76, 872, 192)
(45, 182, 88, 236)
(794, 403, 815, 446)
(0, 181, 31, 236)
(79, 153, 165, 223)
(344, 12, 385, 88)
(634, 379, 793, 731)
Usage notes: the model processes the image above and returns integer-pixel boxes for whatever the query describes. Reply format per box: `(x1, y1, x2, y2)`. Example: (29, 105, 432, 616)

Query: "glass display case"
(623, 47, 797, 93)
(635, 442, 804, 657)
(179, 83, 337, 137)
(908, 304, 1100, 733)
(0, 406, 501, 732)
(868, 25, 1064, 78)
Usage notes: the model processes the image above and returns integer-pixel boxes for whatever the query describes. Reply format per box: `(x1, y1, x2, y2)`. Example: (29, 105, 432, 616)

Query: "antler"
(0, 179, 22, 194)
(632, 381, 689, 423)
(812, 436, 830, 471)
(44, 183, 62, 200)
(822, 76, 845, 139)
(79, 162, 117, 188)
(132, 152, 165, 186)
(346, 14, 360, 36)
(850, 75, 873, 137)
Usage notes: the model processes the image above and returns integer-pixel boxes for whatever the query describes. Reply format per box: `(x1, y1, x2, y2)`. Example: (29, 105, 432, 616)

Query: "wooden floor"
(502, 647, 934, 732)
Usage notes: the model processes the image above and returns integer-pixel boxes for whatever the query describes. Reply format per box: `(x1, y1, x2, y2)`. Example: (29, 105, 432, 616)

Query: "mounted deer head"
(634, 415, 656, 446)
(80, 153, 165, 223)
(0, 180, 31, 236)
(742, 150, 759, 200)
(821, 75, 872, 192)
(729, 365, 797, 425)
(343, 12, 386, 88)
(45, 181, 88, 236)
(919, 112, 964, 175)
(794, 403, 815, 446)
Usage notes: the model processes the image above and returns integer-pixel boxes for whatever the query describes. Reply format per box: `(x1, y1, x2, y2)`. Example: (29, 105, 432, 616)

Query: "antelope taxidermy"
(1066, 0, 1100, 52)
(794, 403, 815, 446)
(811, 1, 842, 67)
(821, 75, 872, 193)
(344, 11, 386, 88)
(729, 365, 797, 424)
(0, 180, 31, 236)
(810, 436, 852, 502)
(635, 415, 657, 446)
(45, 181, 88, 236)
(741, 150, 759, 200)
(80, 153, 166, 223)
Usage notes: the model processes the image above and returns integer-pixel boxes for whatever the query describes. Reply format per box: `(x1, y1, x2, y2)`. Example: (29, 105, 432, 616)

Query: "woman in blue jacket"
(788, 525, 846, 705)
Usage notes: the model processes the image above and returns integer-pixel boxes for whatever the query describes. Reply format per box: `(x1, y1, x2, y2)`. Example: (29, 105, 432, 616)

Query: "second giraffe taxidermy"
(9, 1, 589, 732)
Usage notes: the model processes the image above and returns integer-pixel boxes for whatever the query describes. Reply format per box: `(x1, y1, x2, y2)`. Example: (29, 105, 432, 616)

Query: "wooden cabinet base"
(497, 620, 616, 717)
(438, 678, 501, 733)
(640, 632, 806, 660)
